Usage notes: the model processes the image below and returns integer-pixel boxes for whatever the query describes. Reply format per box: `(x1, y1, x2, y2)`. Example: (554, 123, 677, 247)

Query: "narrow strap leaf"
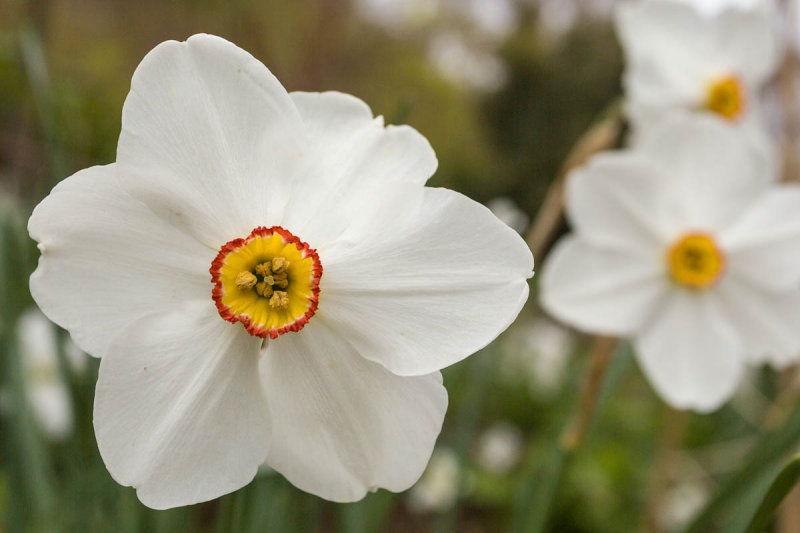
(742, 454, 800, 533)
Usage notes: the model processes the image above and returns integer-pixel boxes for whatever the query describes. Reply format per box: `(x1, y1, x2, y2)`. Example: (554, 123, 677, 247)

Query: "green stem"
(510, 336, 619, 533)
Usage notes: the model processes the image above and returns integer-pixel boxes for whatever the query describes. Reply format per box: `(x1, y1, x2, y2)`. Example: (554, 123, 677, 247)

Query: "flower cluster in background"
(541, 0, 800, 412)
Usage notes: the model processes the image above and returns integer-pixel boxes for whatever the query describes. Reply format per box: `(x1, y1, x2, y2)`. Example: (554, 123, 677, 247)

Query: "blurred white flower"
(357, 0, 518, 40)
(428, 31, 508, 91)
(672, 0, 774, 16)
(616, 0, 782, 141)
(16, 308, 80, 440)
(660, 480, 710, 530)
(448, 0, 517, 40)
(500, 315, 575, 396)
(537, 0, 580, 35)
(29, 34, 533, 509)
(541, 116, 800, 412)
(475, 421, 523, 474)
(355, 0, 441, 32)
(487, 197, 530, 234)
(408, 448, 462, 512)
(524, 316, 575, 393)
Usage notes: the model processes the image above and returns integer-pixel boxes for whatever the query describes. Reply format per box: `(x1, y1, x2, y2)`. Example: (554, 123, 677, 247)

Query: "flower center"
(666, 233, 725, 290)
(704, 75, 746, 121)
(210, 226, 322, 339)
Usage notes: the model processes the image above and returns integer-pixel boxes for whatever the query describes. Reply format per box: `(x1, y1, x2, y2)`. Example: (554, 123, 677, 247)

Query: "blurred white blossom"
(660, 480, 710, 530)
(537, 0, 580, 34)
(355, 0, 441, 32)
(672, 0, 775, 16)
(475, 422, 524, 474)
(448, 0, 517, 40)
(357, 0, 517, 40)
(524, 317, 575, 393)
(541, 117, 800, 412)
(428, 31, 508, 91)
(16, 308, 84, 440)
(487, 197, 530, 234)
(408, 448, 462, 512)
(616, 0, 782, 143)
(501, 315, 575, 396)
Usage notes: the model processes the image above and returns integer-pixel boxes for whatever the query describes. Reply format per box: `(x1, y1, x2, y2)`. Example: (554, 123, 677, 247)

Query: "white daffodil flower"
(540, 116, 800, 413)
(28, 34, 533, 509)
(616, 0, 782, 141)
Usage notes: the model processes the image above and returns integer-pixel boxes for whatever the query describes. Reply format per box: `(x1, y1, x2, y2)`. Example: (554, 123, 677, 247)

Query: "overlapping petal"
(290, 91, 437, 188)
(565, 152, 675, 252)
(94, 302, 269, 509)
(281, 91, 436, 247)
(634, 290, 744, 412)
(28, 164, 211, 357)
(714, 6, 781, 86)
(616, 0, 711, 104)
(540, 236, 667, 336)
(319, 187, 533, 376)
(259, 319, 447, 502)
(715, 276, 800, 367)
(637, 116, 774, 232)
(117, 34, 306, 247)
(721, 186, 800, 291)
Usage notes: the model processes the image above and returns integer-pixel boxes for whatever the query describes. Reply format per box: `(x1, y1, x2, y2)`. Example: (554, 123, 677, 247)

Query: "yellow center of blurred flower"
(667, 233, 725, 290)
(211, 226, 322, 339)
(705, 75, 746, 121)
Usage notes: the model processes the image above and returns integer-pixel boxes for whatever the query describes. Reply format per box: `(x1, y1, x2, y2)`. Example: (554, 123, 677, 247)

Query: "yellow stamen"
(255, 262, 272, 277)
(269, 291, 289, 309)
(667, 233, 725, 289)
(271, 256, 289, 273)
(705, 75, 745, 121)
(235, 271, 258, 290)
(272, 272, 289, 289)
(256, 281, 274, 298)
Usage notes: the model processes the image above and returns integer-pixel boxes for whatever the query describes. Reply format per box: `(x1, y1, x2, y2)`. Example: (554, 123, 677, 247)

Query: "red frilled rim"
(210, 226, 322, 339)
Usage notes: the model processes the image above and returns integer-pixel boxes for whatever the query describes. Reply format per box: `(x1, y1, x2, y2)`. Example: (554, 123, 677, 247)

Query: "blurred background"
(1, 0, 799, 532)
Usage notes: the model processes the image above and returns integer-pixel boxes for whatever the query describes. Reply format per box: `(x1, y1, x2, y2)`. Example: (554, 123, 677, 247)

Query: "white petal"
(290, 91, 437, 187)
(94, 302, 269, 509)
(565, 152, 675, 253)
(28, 165, 211, 357)
(117, 34, 306, 247)
(280, 91, 437, 246)
(319, 187, 533, 376)
(260, 319, 447, 502)
(634, 290, 744, 412)
(714, 7, 782, 86)
(637, 115, 774, 232)
(714, 276, 800, 367)
(720, 186, 800, 292)
(616, 1, 711, 104)
(540, 236, 667, 336)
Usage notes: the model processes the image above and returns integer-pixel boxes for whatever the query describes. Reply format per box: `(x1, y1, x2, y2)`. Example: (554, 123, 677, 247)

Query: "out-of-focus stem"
(525, 104, 624, 259)
(642, 407, 691, 532)
(777, 49, 800, 183)
(560, 335, 618, 453)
